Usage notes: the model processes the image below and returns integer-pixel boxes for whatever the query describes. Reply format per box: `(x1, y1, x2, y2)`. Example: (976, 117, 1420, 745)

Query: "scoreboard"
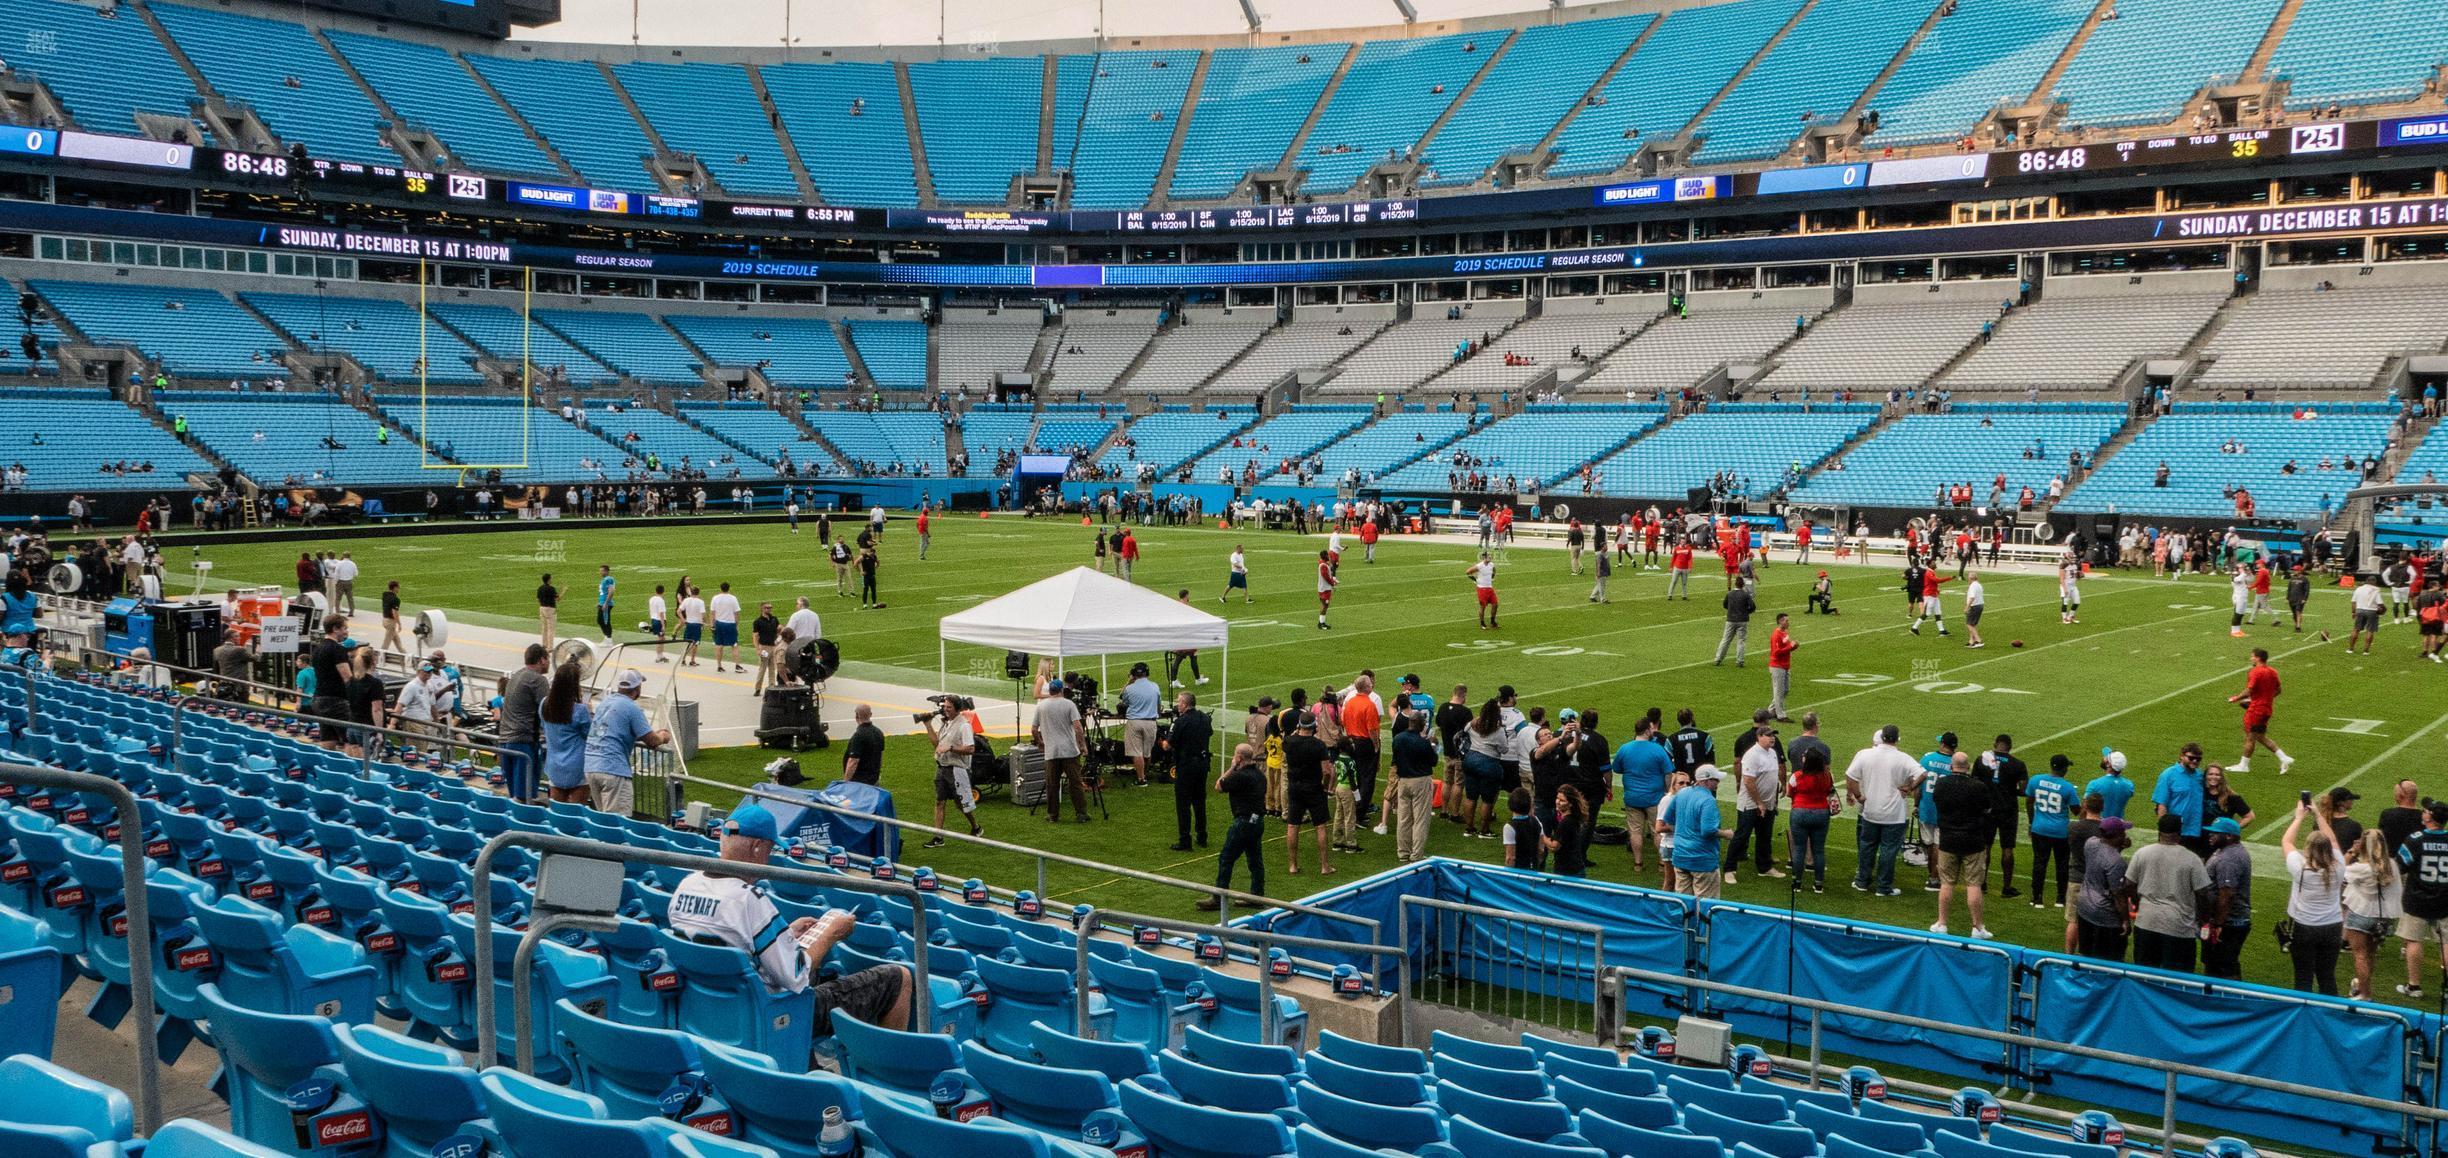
(1996, 122, 2379, 180)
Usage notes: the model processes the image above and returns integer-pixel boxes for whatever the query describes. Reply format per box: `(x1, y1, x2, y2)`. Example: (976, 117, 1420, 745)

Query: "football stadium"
(3, 0, 2448, 1153)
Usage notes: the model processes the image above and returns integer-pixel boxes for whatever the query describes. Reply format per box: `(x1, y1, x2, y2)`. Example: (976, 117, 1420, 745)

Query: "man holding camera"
(1033, 679, 1093, 823)
(1165, 691, 1213, 851)
(924, 696, 981, 846)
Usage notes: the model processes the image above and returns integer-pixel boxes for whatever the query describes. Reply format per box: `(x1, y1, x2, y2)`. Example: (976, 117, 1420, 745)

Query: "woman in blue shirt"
(0, 571, 40, 645)
(539, 661, 594, 805)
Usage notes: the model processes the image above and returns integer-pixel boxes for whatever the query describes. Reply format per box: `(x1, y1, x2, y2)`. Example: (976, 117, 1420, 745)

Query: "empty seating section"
(1864, 0, 2095, 147)
(163, 393, 433, 485)
(1324, 314, 1522, 395)
(427, 303, 616, 383)
(1207, 320, 1382, 397)
(1945, 291, 2222, 391)
(2062, 403, 2396, 518)
(2197, 286, 2448, 393)
(667, 315, 851, 391)
(29, 281, 286, 380)
(1279, 409, 1474, 484)
(1034, 408, 1118, 456)
(1101, 408, 1251, 474)
(1045, 317, 1161, 394)
(1297, 30, 1488, 196)
(936, 311, 1043, 392)
(585, 407, 772, 477)
(1576, 308, 1807, 397)
(0, 0, 198, 135)
(2396, 421, 2448, 483)
(1591, 403, 1874, 499)
(847, 320, 928, 390)
(959, 407, 1039, 471)
(676, 402, 823, 467)
(759, 61, 920, 207)
(1125, 313, 1271, 394)
(2051, 0, 2285, 128)
(2268, 0, 2448, 109)
(1050, 54, 1097, 176)
(148, 3, 395, 166)
(0, 389, 209, 490)
(1421, 16, 1649, 188)
(375, 395, 620, 475)
(1755, 300, 1994, 392)
(1691, 0, 1937, 163)
(1167, 45, 1343, 200)
(1436, 307, 1662, 396)
(243, 292, 486, 385)
(910, 57, 1042, 204)
(1789, 404, 2125, 508)
(610, 62, 800, 199)
(805, 409, 948, 473)
(1380, 404, 1665, 489)
(466, 55, 656, 188)
(535, 310, 704, 386)
(1548, 0, 1807, 177)
(1188, 406, 1371, 480)
(327, 32, 559, 178)
(1062, 51, 1201, 209)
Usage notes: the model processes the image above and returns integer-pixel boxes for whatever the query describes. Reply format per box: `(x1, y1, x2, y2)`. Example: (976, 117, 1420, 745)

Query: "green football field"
(186, 514, 2448, 1003)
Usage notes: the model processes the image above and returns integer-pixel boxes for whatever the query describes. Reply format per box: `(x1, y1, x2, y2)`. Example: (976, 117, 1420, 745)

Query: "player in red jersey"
(1643, 516, 1663, 567)
(1666, 540, 1693, 600)
(2225, 647, 2294, 775)
(1467, 552, 1500, 629)
(1911, 567, 1952, 637)
(1794, 519, 1814, 566)
(1315, 549, 1336, 630)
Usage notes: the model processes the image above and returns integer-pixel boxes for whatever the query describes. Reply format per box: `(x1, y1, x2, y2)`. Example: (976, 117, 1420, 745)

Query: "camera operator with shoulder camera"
(923, 695, 981, 845)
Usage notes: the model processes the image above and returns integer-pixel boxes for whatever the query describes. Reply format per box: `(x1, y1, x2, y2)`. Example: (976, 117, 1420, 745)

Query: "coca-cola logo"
(247, 882, 279, 901)
(683, 1112, 734, 1136)
(301, 906, 336, 926)
(361, 933, 399, 953)
(108, 914, 130, 937)
(62, 809, 90, 824)
(648, 972, 680, 992)
(196, 859, 227, 878)
(1864, 1081, 1887, 1099)
(954, 1102, 992, 1123)
(430, 962, 470, 984)
(1654, 1042, 1676, 1059)
(313, 1110, 374, 1146)
(1746, 1058, 1773, 1077)
(143, 840, 173, 859)
(970, 991, 993, 1009)
(2, 862, 35, 883)
(47, 886, 88, 908)
(172, 946, 216, 972)
(2104, 1128, 2125, 1146)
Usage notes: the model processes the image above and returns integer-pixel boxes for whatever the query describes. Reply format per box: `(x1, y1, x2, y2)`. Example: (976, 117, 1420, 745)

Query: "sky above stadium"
(526, 0, 1610, 47)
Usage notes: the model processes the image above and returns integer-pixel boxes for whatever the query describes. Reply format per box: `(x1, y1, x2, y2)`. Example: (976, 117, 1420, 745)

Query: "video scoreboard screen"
(295, 0, 511, 36)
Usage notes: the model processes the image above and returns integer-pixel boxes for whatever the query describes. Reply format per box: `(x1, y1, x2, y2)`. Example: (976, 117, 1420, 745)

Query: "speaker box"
(755, 686, 826, 750)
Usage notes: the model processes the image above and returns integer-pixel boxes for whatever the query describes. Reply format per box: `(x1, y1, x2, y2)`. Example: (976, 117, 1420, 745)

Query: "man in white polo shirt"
(709, 581, 744, 673)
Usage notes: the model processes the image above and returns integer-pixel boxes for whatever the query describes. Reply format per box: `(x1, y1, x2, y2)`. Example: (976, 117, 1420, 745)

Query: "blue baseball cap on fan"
(724, 802, 780, 843)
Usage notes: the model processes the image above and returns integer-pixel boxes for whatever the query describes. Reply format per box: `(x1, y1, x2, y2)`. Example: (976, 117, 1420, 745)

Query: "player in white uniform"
(1468, 554, 1501, 630)
(2228, 565, 2253, 638)
(1220, 546, 1252, 603)
(2058, 553, 2083, 624)
(647, 586, 671, 662)
(667, 802, 913, 1030)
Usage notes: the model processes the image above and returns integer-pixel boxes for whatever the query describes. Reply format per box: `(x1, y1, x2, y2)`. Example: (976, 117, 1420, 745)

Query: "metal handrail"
(1076, 905, 1395, 1046)
(468, 829, 935, 1070)
(670, 771, 1382, 942)
(163, 688, 519, 771)
(1400, 894, 1609, 1049)
(0, 762, 163, 1134)
(1601, 963, 2448, 1146)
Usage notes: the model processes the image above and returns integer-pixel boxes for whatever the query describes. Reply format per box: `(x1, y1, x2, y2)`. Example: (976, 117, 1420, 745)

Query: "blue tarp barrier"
(1431, 863, 1693, 1021)
(1245, 861, 1438, 982)
(749, 778, 900, 863)
(2025, 955, 2426, 1155)
(1701, 903, 2015, 1080)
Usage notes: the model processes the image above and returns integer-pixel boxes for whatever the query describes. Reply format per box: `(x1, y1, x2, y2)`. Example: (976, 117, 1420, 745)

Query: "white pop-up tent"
(938, 567, 1231, 724)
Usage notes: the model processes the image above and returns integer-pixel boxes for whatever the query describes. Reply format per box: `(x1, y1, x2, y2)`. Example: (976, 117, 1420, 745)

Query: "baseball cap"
(2099, 817, 2133, 837)
(1256, 694, 1279, 709)
(2329, 787, 2360, 805)
(1558, 708, 1579, 722)
(2207, 817, 2243, 837)
(1047, 678, 1065, 693)
(616, 668, 648, 692)
(2101, 748, 2128, 773)
(1817, 570, 1828, 578)
(1694, 763, 1724, 782)
(723, 802, 780, 843)
(2049, 754, 2072, 773)
(1400, 673, 1421, 688)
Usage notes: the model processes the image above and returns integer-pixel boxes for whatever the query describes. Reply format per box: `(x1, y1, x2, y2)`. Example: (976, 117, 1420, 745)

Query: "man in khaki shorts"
(1930, 751, 1998, 939)
(1611, 716, 1673, 876)
(1116, 662, 1164, 788)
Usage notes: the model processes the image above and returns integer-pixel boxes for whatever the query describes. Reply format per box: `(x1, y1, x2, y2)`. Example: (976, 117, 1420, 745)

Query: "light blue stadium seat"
(861, 1082, 1114, 1158)
(655, 928, 821, 1070)
(4, 809, 91, 962)
(760, 61, 920, 207)
(1028, 1020, 1155, 1081)
(1684, 1104, 1817, 1158)
(476, 1065, 777, 1158)
(1793, 1101, 1933, 1154)
(973, 953, 1112, 1059)
(1180, 1024, 1302, 1076)
(1317, 1029, 1429, 1073)
(595, 913, 683, 1028)
(145, 1120, 294, 1158)
(1118, 1077, 1298, 1158)
(453, 912, 616, 1084)
(1156, 1049, 1295, 1113)
(1633, 1056, 1730, 1088)
(1448, 1115, 1606, 1158)
(1575, 1112, 1724, 1158)
(958, 1038, 1140, 1148)
(462, 55, 658, 188)
(1933, 1127, 2102, 1158)
(1302, 1049, 1431, 1106)
(1084, 952, 1190, 1050)
(1826, 1131, 1931, 1158)
(1195, 965, 1305, 1049)
(1551, 1077, 1677, 1129)
(556, 1000, 739, 1133)
(196, 983, 365, 1154)
(905, 56, 1042, 204)
(190, 894, 378, 1023)
(1541, 1055, 1657, 1098)
(1521, 1033, 1622, 1069)
(0, 1053, 137, 1158)
(0, 869, 67, 1060)
(2052, 0, 2286, 128)
(1434, 1052, 1551, 1099)
(696, 1039, 864, 1158)
(1665, 1076, 1791, 1124)
(829, 1009, 961, 1100)
(378, 884, 475, 1044)
(1435, 1080, 1575, 1143)
(1981, 1124, 2118, 1158)
(1292, 1081, 1447, 1151)
(332, 1022, 489, 1158)
(1689, 0, 1933, 163)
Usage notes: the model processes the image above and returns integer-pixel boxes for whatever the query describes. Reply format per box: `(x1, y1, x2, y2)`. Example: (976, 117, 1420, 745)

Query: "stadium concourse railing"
(667, 770, 1386, 942)
(1398, 894, 1608, 1045)
(466, 830, 936, 1072)
(0, 761, 165, 1135)
(1600, 963, 2448, 1153)
(1073, 906, 1396, 1047)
